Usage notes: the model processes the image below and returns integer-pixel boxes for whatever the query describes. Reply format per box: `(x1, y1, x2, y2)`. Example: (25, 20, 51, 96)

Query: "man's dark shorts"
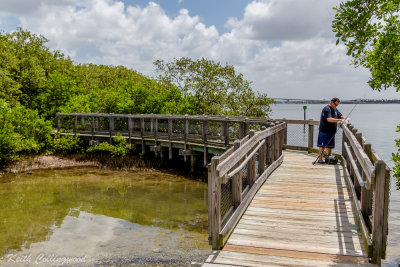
(317, 132, 335, 148)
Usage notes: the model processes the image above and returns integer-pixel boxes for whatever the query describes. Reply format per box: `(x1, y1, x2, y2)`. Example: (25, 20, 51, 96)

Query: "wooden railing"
(56, 113, 277, 166)
(341, 123, 390, 264)
(208, 121, 286, 249)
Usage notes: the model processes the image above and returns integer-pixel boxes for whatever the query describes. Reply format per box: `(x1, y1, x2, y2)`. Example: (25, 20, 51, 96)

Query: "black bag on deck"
(324, 155, 338, 165)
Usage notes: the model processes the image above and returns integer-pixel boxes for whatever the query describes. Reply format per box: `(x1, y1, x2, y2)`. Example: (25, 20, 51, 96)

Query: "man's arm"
(327, 117, 345, 123)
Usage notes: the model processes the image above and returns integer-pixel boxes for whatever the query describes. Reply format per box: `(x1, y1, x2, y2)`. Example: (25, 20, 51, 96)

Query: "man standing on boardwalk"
(317, 97, 346, 164)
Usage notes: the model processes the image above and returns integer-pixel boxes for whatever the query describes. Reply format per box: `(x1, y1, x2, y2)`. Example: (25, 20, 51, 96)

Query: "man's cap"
(331, 97, 340, 102)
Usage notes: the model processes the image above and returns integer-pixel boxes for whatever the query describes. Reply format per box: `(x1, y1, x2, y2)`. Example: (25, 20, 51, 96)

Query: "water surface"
(0, 168, 210, 266)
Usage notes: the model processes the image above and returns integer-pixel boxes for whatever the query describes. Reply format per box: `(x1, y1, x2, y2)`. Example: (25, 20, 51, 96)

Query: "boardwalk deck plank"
(201, 151, 373, 266)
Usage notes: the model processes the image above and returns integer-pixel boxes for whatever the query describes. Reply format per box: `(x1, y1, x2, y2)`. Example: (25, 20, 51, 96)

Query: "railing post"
(239, 121, 246, 139)
(91, 116, 95, 140)
(57, 114, 61, 132)
(232, 140, 242, 208)
(74, 115, 77, 135)
(153, 117, 159, 157)
(184, 115, 189, 162)
(141, 117, 145, 154)
(109, 116, 115, 143)
(245, 118, 249, 136)
(274, 125, 280, 160)
(259, 126, 267, 174)
(210, 157, 221, 250)
(308, 121, 314, 150)
(283, 121, 287, 145)
(372, 160, 387, 264)
(247, 130, 256, 186)
(128, 117, 132, 146)
(224, 117, 229, 146)
(168, 116, 173, 160)
(203, 117, 209, 166)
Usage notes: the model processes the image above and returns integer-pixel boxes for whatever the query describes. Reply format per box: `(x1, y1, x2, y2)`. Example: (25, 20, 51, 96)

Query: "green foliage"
(332, 0, 400, 92)
(154, 57, 273, 117)
(86, 134, 131, 157)
(52, 132, 83, 155)
(393, 126, 400, 189)
(0, 99, 52, 162)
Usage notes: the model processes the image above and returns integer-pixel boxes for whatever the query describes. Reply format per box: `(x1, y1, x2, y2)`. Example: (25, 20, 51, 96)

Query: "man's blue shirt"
(319, 105, 343, 134)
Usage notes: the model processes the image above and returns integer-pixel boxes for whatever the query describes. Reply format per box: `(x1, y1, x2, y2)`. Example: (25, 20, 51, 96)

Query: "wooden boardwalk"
(201, 151, 375, 267)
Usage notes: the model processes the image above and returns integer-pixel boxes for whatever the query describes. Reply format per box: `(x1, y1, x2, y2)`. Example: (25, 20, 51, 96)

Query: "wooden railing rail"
(341, 123, 390, 265)
(56, 113, 278, 166)
(208, 121, 286, 249)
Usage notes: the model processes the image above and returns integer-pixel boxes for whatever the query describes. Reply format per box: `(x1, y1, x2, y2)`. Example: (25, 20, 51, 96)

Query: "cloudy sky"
(1, 0, 399, 100)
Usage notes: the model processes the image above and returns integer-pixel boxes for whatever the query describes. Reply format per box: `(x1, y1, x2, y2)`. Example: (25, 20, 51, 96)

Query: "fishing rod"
(312, 100, 361, 165)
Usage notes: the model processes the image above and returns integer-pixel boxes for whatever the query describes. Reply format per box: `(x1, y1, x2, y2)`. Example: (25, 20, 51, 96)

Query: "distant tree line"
(0, 28, 272, 164)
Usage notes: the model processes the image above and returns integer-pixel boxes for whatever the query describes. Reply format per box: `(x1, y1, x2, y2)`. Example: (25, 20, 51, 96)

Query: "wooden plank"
(228, 233, 364, 251)
(226, 236, 366, 257)
(210, 251, 373, 267)
(223, 244, 372, 265)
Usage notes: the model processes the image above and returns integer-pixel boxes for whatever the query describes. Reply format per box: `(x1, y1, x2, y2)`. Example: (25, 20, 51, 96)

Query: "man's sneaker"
(317, 159, 325, 164)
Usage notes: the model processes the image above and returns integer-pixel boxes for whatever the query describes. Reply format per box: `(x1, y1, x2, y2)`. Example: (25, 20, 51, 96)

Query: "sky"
(0, 0, 399, 100)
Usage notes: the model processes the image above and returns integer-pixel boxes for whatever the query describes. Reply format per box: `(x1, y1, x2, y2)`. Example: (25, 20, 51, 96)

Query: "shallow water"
(0, 167, 210, 266)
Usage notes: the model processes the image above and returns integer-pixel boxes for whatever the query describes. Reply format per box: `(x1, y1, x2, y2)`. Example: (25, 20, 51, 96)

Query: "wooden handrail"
(341, 123, 389, 264)
(208, 122, 286, 249)
(216, 123, 285, 178)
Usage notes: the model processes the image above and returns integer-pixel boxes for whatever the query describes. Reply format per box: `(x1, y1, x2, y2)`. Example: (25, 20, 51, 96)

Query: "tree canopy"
(333, 0, 400, 188)
(154, 57, 273, 117)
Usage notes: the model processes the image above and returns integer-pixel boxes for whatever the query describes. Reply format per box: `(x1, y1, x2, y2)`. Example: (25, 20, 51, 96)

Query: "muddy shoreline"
(0, 153, 207, 182)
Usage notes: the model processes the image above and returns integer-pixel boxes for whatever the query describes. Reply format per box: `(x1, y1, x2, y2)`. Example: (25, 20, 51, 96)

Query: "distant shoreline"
(274, 100, 400, 104)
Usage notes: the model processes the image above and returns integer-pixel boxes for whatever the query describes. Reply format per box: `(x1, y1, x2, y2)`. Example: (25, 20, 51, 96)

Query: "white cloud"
(226, 0, 340, 41)
(2, 0, 398, 99)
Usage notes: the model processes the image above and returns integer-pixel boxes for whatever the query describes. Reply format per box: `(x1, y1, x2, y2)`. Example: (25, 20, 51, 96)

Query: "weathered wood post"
(232, 140, 242, 208)
(308, 120, 314, 150)
(153, 117, 159, 157)
(128, 116, 132, 146)
(372, 160, 387, 265)
(140, 117, 145, 154)
(91, 116, 95, 140)
(168, 116, 173, 160)
(274, 123, 280, 161)
(184, 115, 189, 162)
(244, 118, 250, 136)
(352, 128, 361, 197)
(109, 115, 114, 143)
(361, 142, 373, 223)
(283, 120, 287, 145)
(203, 117, 208, 166)
(74, 115, 78, 135)
(57, 114, 61, 132)
(224, 117, 229, 146)
(259, 126, 267, 174)
(239, 120, 246, 139)
(267, 124, 275, 165)
(247, 130, 256, 186)
(210, 157, 221, 249)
